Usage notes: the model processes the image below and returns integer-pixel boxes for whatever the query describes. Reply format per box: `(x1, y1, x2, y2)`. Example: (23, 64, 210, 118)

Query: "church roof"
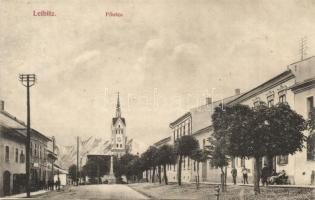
(112, 117, 126, 126)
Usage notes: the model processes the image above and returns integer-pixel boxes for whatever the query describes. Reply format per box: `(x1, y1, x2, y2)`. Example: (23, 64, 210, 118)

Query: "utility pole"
(52, 136, 55, 190)
(77, 136, 79, 186)
(300, 36, 307, 61)
(19, 74, 36, 198)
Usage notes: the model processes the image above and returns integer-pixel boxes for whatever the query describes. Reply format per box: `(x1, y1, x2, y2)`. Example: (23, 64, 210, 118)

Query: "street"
(36, 184, 149, 200)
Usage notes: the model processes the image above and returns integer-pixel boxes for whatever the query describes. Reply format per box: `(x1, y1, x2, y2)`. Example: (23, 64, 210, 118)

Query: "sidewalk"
(0, 190, 49, 199)
(200, 181, 315, 188)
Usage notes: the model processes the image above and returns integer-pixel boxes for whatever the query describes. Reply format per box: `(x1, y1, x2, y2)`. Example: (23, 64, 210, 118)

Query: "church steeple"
(116, 92, 121, 117)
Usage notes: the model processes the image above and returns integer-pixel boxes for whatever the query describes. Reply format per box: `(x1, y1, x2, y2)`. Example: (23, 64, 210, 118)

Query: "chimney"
(0, 100, 4, 111)
(206, 97, 212, 105)
(235, 89, 241, 95)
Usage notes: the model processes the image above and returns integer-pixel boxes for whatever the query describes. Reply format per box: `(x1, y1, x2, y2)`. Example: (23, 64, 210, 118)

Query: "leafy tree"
(175, 135, 199, 185)
(212, 102, 306, 194)
(141, 146, 158, 183)
(114, 153, 141, 183)
(190, 149, 207, 189)
(68, 164, 77, 184)
(82, 156, 109, 183)
(157, 144, 177, 185)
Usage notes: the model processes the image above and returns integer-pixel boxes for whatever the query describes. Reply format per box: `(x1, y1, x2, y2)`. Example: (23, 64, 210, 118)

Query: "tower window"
(121, 130, 123, 134)
(5, 146, 9, 162)
(120, 144, 122, 148)
(116, 144, 119, 148)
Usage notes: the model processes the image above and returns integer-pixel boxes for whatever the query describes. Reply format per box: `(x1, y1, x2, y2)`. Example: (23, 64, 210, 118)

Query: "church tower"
(111, 92, 127, 158)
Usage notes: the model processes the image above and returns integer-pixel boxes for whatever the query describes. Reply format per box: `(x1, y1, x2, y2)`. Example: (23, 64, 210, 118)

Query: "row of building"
(0, 100, 63, 196)
(147, 56, 315, 185)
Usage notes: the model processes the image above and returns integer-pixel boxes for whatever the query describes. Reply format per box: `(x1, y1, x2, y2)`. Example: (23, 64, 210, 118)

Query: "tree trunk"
(177, 155, 182, 186)
(158, 165, 162, 184)
(224, 166, 227, 191)
(145, 170, 148, 182)
(197, 162, 200, 189)
(152, 167, 156, 183)
(253, 157, 261, 194)
(266, 155, 273, 175)
(163, 164, 168, 185)
(220, 167, 226, 192)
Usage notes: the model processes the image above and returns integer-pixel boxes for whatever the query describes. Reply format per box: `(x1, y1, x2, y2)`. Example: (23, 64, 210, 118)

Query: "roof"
(290, 77, 315, 93)
(227, 70, 294, 105)
(112, 117, 126, 126)
(169, 112, 191, 128)
(191, 125, 213, 136)
(14, 128, 52, 142)
(154, 136, 171, 147)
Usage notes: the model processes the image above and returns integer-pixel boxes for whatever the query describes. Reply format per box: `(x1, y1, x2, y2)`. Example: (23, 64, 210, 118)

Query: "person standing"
(261, 164, 269, 186)
(242, 167, 248, 184)
(231, 167, 237, 185)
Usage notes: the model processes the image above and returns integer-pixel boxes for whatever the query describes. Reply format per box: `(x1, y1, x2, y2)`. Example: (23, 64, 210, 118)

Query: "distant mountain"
(57, 136, 133, 169)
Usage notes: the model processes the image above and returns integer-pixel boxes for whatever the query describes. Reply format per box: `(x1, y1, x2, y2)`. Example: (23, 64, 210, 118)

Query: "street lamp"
(19, 74, 36, 198)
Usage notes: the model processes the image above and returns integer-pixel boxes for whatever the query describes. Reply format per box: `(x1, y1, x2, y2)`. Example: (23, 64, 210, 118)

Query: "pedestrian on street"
(242, 167, 248, 184)
(261, 164, 269, 186)
(231, 167, 237, 185)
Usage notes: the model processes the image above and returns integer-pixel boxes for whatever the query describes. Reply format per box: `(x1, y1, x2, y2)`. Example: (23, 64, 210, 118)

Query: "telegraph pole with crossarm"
(19, 74, 36, 198)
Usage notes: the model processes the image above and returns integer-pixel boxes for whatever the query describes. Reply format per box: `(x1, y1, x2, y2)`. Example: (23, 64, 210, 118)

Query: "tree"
(212, 103, 306, 194)
(141, 146, 158, 183)
(114, 153, 142, 183)
(156, 144, 177, 185)
(68, 164, 77, 184)
(175, 135, 199, 185)
(308, 108, 315, 132)
(82, 156, 109, 183)
(190, 149, 207, 189)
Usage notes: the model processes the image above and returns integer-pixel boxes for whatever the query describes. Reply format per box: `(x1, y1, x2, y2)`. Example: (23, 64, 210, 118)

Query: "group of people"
(231, 167, 248, 185)
(230, 165, 288, 185)
(46, 179, 61, 191)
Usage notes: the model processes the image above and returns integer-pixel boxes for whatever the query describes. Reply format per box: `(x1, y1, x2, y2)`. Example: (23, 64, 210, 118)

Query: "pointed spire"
(116, 92, 121, 117)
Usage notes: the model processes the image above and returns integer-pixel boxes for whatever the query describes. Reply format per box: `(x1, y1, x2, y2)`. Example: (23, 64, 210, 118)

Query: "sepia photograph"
(0, 0, 315, 199)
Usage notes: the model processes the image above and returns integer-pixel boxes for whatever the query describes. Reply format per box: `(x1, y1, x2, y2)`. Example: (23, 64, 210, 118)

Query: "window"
(34, 143, 37, 156)
(121, 130, 123, 134)
(15, 148, 18, 163)
(5, 146, 9, 162)
(307, 96, 314, 118)
(120, 144, 122, 148)
(193, 161, 196, 171)
(179, 127, 182, 137)
(116, 144, 119, 148)
(30, 142, 33, 156)
(20, 150, 25, 163)
(279, 94, 286, 103)
(39, 146, 42, 159)
(176, 130, 179, 139)
(268, 99, 274, 107)
(188, 122, 190, 135)
(188, 158, 190, 169)
(183, 125, 185, 135)
(183, 157, 186, 169)
(173, 131, 175, 142)
(307, 133, 315, 161)
(277, 155, 288, 165)
(203, 139, 206, 149)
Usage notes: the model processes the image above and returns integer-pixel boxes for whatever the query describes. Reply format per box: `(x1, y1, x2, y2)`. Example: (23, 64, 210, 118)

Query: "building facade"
(0, 100, 57, 196)
(149, 56, 314, 185)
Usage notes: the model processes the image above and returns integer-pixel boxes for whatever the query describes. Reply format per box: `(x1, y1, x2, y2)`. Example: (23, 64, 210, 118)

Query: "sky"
(1, 0, 315, 153)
